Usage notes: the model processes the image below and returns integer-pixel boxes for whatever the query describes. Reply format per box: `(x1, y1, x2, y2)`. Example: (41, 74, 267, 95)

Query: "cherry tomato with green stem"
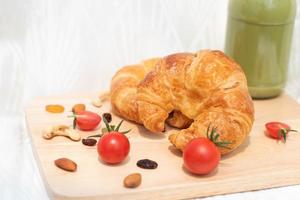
(265, 122, 297, 142)
(95, 118, 131, 164)
(183, 125, 231, 175)
(70, 111, 101, 131)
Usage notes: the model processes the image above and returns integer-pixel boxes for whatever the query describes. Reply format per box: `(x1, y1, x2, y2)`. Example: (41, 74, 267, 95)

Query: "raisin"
(102, 113, 112, 123)
(82, 138, 97, 146)
(136, 159, 158, 169)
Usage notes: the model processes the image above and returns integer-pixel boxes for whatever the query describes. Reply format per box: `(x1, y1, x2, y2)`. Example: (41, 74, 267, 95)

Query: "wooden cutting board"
(25, 93, 300, 200)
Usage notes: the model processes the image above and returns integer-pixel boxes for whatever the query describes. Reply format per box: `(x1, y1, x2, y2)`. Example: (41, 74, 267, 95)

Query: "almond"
(54, 158, 77, 172)
(123, 173, 142, 188)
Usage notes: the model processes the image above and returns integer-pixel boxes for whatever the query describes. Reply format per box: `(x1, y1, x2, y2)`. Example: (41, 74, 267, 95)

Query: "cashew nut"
(92, 98, 103, 108)
(64, 129, 81, 141)
(92, 92, 110, 108)
(99, 92, 110, 102)
(43, 125, 81, 141)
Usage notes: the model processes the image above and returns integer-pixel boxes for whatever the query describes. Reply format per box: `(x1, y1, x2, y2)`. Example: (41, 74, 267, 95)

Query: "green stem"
(115, 120, 124, 132)
(87, 134, 103, 138)
(122, 129, 131, 134)
(206, 124, 231, 149)
(103, 117, 111, 132)
(279, 129, 287, 143)
(73, 118, 77, 129)
(289, 129, 298, 132)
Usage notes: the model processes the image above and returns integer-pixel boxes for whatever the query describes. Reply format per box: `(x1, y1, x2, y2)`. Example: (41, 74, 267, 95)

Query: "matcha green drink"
(225, 0, 296, 99)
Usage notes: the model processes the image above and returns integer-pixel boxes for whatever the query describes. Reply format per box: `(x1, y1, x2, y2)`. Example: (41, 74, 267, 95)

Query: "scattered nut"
(43, 125, 81, 141)
(123, 173, 142, 188)
(43, 126, 55, 139)
(82, 138, 97, 146)
(92, 98, 102, 108)
(92, 92, 110, 108)
(98, 92, 110, 102)
(55, 158, 77, 172)
(53, 125, 69, 132)
(72, 103, 86, 114)
(43, 125, 68, 139)
(65, 129, 81, 141)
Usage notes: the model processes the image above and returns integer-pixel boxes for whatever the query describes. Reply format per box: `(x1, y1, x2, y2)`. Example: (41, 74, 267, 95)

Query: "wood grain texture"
(25, 93, 300, 200)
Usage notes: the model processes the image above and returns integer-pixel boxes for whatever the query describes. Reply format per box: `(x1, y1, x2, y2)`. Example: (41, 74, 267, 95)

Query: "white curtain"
(0, 0, 299, 199)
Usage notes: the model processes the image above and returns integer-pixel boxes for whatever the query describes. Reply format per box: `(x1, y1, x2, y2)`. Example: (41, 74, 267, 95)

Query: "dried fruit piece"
(137, 159, 158, 169)
(102, 113, 112, 123)
(54, 158, 77, 172)
(123, 173, 142, 188)
(82, 138, 97, 146)
(45, 104, 65, 113)
(72, 103, 86, 114)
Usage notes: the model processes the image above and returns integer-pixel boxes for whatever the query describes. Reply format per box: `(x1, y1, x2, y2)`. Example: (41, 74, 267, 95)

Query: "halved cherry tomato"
(73, 111, 101, 131)
(265, 122, 296, 142)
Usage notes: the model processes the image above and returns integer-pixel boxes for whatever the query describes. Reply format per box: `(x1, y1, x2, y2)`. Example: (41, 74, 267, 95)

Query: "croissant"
(110, 58, 192, 129)
(110, 58, 160, 123)
(137, 50, 254, 155)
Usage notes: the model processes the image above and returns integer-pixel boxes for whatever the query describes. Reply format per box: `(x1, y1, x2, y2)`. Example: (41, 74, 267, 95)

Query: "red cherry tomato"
(97, 132, 130, 164)
(265, 122, 296, 142)
(75, 111, 101, 131)
(183, 138, 220, 175)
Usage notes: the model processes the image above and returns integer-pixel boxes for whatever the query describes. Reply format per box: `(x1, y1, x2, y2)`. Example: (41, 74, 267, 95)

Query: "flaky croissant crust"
(110, 58, 192, 129)
(137, 50, 254, 155)
(110, 58, 161, 124)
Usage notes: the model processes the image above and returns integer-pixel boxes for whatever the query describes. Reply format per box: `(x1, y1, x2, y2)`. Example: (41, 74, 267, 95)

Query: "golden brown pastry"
(110, 58, 191, 128)
(110, 58, 160, 124)
(166, 110, 193, 129)
(137, 50, 254, 155)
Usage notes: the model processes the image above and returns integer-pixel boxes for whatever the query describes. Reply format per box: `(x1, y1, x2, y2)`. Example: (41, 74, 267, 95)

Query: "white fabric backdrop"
(0, 0, 299, 199)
